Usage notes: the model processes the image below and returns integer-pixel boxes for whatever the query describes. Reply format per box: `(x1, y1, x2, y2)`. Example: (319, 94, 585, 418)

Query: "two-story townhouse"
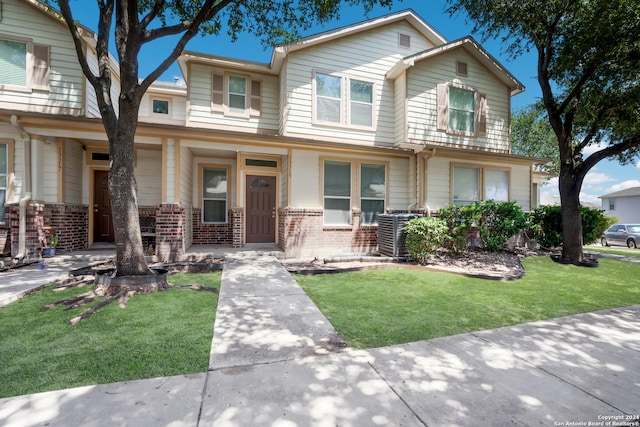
(0, 0, 546, 260)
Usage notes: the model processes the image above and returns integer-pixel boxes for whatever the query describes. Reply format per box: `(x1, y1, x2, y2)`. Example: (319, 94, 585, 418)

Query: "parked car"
(601, 224, 640, 249)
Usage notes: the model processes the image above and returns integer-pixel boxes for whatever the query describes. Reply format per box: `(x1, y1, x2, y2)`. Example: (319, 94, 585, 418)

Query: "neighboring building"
(1, 0, 546, 260)
(599, 187, 640, 224)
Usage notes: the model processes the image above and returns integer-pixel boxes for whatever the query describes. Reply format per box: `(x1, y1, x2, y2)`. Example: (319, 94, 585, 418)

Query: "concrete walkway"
(1, 255, 639, 426)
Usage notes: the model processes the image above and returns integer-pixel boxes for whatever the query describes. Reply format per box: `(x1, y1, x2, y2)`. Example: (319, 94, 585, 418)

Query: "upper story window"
(609, 199, 615, 211)
(212, 73, 261, 118)
(314, 72, 375, 129)
(452, 165, 509, 206)
(151, 98, 170, 115)
(0, 143, 8, 223)
(437, 84, 486, 136)
(0, 36, 49, 91)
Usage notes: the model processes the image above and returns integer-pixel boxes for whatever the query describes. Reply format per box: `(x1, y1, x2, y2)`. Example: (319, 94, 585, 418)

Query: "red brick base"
(278, 207, 378, 258)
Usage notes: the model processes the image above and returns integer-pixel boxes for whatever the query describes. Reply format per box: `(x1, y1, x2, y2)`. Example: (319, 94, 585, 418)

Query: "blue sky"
(68, 0, 639, 206)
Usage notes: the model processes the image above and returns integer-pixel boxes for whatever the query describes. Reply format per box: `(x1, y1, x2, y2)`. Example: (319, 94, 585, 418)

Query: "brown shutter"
(475, 92, 487, 136)
(211, 73, 223, 111)
(436, 84, 449, 131)
(31, 44, 50, 90)
(250, 79, 261, 116)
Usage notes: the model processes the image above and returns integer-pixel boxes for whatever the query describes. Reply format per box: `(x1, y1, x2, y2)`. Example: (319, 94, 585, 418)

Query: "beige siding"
(139, 91, 187, 125)
(179, 146, 193, 207)
(187, 63, 279, 133)
(393, 73, 407, 143)
(406, 50, 511, 151)
(282, 21, 436, 145)
(425, 156, 531, 211)
(289, 149, 411, 210)
(0, 0, 84, 114)
(135, 149, 162, 206)
(64, 139, 83, 204)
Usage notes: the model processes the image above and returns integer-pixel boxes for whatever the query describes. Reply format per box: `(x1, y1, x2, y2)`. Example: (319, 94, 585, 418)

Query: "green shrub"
(530, 205, 611, 247)
(437, 204, 473, 254)
(403, 216, 448, 264)
(472, 200, 528, 252)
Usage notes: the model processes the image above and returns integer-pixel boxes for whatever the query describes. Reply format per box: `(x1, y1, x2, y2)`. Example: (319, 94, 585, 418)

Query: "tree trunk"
(109, 100, 151, 277)
(558, 170, 584, 263)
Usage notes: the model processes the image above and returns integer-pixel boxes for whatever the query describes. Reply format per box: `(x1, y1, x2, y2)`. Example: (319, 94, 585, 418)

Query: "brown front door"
(246, 175, 276, 243)
(93, 170, 114, 243)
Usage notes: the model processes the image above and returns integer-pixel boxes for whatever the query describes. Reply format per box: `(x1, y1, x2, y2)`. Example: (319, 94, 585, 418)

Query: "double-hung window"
(437, 84, 486, 136)
(360, 163, 386, 224)
(211, 73, 261, 117)
(323, 160, 351, 225)
(202, 167, 228, 223)
(314, 72, 375, 129)
(0, 36, 49, 91)
(0, 143, 7, 222)
(452, 165, 509, 206)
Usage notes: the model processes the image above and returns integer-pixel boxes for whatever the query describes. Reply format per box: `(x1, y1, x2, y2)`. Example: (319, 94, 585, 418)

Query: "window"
(609, 199, 615, 211)
(314, 72, 375, 129)
(360, 163, 385, 224)
(437, 84, 486, 136)
(323, 160, 351, 225)
(316, 73, 342, 124)
(202, 167, 228, 223)
(452, 165, 509, 205)
(0, 36, 49, 91)
(152, 99, 169, 115)
(0, 38, 27, 87)
(211, 73, 261, 117)
(449, 87, 475, 133)
(0, 143, 7, 222)
(456, 61, 468, 77)
(350, 80, 373, 127)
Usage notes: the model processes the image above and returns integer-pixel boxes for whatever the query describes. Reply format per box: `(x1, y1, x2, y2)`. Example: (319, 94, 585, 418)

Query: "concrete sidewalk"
(1, 255, 639, 426)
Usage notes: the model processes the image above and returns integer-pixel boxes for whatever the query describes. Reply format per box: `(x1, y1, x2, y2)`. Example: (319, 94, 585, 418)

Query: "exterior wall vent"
(399, 33, 411, 48)
(377, 213, 423, 257)
(456, 61, 468, 76)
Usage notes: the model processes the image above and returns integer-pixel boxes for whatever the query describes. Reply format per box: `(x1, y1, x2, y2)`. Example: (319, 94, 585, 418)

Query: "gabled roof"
(599, 187, 640, 199)
(179, 9, 448, 76)
(270, 9, 447, 68)
(386, 36, 525, 96)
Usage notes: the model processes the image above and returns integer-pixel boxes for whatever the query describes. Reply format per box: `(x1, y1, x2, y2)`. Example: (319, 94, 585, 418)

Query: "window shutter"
(436, 84, 449, 131)
(250, 79, 261, 116)
(31, 44, 50, 90)
(475, 92, 487, 136)
(211, 73, 223, 110)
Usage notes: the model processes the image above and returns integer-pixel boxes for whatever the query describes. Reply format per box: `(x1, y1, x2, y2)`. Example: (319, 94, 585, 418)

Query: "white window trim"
(225, 73, 248, 118)
(201, 165, 230, 224)
(321, 158, 389, 226)
(0, 34, 49, 93)
(437, 83, 487, 137)
(312, 70, 376, 131)
(150, 97, 171, 117)
(450, 163, 511, 205)
(211, 72, 261, 119)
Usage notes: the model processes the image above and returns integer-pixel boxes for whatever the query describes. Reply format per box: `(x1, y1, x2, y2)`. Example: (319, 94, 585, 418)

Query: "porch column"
(156, 203, 185, 262)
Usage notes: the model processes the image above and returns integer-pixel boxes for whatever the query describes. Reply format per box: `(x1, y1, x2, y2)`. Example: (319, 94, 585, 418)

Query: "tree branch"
(579, 133, 640, 176)
(56, 1, 99, 88)
(137, 0, 236, 96)
(140, 0, 166, 30)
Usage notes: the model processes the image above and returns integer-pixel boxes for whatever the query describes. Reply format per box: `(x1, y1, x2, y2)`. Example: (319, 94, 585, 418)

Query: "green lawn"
(0, 272, 220, 398)
(584, 245, 640, 259)
(296, 257, 640, 349)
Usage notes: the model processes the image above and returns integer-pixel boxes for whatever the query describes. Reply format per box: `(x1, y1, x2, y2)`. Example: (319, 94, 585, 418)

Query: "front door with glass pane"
(246, 175, 276, 243)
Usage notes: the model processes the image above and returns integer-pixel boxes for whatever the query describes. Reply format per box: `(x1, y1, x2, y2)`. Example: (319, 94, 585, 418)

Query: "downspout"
(10, 115, 32, 261)
(422, 148, 436, 215)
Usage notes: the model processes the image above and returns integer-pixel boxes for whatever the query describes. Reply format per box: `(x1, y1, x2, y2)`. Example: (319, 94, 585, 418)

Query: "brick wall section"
(191, 208, 233, 245)
(156, 203, 185, 262)
(7, 201, 44, 260)
(44, 204, 88, 252)
(231, 208, 243, 248)
(278, 207, 378, 257)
